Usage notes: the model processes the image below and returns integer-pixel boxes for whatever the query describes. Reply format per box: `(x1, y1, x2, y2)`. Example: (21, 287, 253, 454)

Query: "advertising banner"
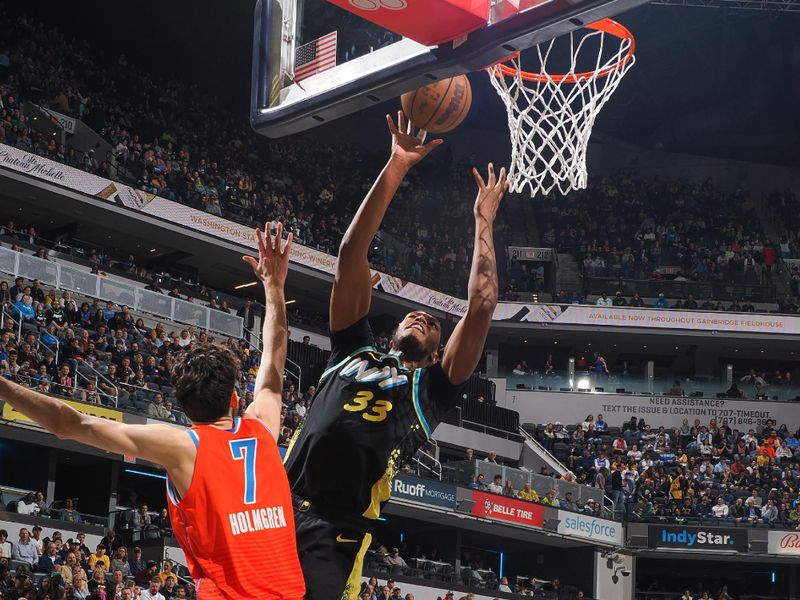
(508, 247, 553, 262)
(557, 511, 623, 545)
(2, 400, 123, 425)
(471, 491, 544, 528)
(3, 142, 800, 333)
(507, 390, 794, 431)
(647, 525, 747, 552)
(390, 474, 457, 510)
(768, 530, 800, 555)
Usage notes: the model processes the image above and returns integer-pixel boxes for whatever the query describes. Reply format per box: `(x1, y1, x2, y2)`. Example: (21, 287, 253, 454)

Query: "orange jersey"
(166, 417, 304, 600)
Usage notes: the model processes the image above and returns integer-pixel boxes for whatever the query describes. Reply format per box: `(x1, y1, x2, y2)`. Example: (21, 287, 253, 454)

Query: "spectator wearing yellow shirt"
(669, 475, 684, 501)
(159, 559, 177, 584)
(88, 544, 111, 571)
(518, 483, 539, 503)
(541, 489, 558, 506)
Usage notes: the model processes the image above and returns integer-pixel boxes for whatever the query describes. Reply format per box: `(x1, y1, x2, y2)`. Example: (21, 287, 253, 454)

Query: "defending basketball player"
(0, 223, 304, 600)
(284, 112, 507, 600)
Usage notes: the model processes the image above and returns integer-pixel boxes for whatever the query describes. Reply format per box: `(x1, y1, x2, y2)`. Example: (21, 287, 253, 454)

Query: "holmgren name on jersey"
(228, 505, 288, 536)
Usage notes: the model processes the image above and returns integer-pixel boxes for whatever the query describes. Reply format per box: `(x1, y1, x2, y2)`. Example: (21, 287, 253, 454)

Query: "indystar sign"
(390, 475, 456, 510)
(648, 525, 747, 552)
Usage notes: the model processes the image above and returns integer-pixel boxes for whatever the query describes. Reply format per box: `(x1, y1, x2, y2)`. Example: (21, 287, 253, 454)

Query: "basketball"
(400, 74, 472, 133)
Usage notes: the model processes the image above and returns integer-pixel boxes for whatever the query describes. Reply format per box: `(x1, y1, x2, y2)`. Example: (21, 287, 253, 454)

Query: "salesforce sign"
(391, 475, 457, 510)
(557, 511, 623, 546)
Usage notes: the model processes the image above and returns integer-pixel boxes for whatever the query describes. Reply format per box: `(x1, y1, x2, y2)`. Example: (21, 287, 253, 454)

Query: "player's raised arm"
(243, 221, 292, 440)
(330, 112, 442, 332)
(441, 163, 507, 386)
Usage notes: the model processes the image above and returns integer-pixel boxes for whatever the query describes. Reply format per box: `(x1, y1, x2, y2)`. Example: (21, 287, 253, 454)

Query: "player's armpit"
(440, 305, 493, 386)
(244, 390, 281, 442)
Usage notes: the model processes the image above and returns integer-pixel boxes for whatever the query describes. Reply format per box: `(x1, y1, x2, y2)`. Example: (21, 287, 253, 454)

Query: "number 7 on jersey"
(229, 438, 258, 505)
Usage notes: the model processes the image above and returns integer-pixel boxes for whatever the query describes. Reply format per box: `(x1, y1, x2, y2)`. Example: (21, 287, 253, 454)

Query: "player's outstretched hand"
(242, 221, 293, 288)
(472, 163, 508, 223)
(386, 111, 443, 171)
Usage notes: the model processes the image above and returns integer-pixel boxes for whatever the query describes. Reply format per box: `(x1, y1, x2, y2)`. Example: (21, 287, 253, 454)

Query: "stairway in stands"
(555, 253, 582, 296)
(505, 192, 536, 247)
(754, 195, 792, 300)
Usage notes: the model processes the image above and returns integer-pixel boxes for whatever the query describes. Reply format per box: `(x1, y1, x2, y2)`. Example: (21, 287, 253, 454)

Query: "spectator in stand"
(518, 483, 539, 503)
(87, 544, 110, 571)
(58, 498, 81, 523)
(100, 529, 123, 555)
(384, 548, 408, 571)
(141, 576, 166, 600)
(559, 491, 577, 511)
(711, 497, 729, 518)
(469, 474, 486, 490)
(761, 499, 778, 524)
(16, 493, 39, 516)
(667, 380, 685, 396)
(0, 529, 12, 559)
(37, 542, 62, 573)
(110, 546, 131, 577)
(596, 293, 612, 307)
(148, 393, 171, 420)
(653, 293, 669, 309)
(11, 528, 37, 567)
(487, 475, 503, 494)
(610, 464, 625, 511)
(484, 451, 500, 464)
(593, 353, 609, 377)
(129, 546, 147, 582)
(541, 489, 558, 506)
(595, 414, 608, 432)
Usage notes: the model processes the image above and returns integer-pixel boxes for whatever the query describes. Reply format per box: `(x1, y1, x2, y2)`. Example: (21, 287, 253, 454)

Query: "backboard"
(250, 0, 650, 138)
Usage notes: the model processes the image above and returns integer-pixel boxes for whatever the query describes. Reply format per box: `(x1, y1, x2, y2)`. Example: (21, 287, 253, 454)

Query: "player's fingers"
(472, 167, 486, 189)
(497, 167, 508, 190)
(265, 222, 276, 254)
(487, 163, 496, 187)
(283, 232, 294, 256)
(417, 129, 427, 144)
(255, 226, 267, 258)
(423, 138, 443, 154)
(406, 118, 413, 136)
(242, 255, 258, 271)
(398, 110, 406, 135)
(386, 114, 399, 135)
(274, 222, 284, 251)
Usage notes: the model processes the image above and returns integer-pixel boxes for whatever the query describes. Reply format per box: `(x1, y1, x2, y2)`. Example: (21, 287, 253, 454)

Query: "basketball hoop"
(487, 19, 636, 197)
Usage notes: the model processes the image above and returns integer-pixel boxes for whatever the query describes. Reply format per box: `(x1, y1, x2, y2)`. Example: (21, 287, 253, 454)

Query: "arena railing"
(505, 370, 800, 402)
(0, 245, 244, 338)
(585, 276, 776, 303)
(443, 459, 607, 511)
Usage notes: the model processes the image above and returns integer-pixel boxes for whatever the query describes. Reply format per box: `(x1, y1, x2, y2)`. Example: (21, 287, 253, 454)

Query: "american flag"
(294, 31, 338, 82)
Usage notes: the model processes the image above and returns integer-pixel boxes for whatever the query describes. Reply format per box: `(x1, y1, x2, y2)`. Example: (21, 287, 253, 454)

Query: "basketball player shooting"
(0, 223, 305, 600)
(284, 112, 507, 600)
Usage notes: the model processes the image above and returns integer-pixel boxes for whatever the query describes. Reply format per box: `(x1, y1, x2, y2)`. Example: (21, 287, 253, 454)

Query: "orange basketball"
(400, 74, 472, 133)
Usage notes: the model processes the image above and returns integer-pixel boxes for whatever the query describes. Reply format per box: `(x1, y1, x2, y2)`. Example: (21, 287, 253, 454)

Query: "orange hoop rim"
(488, 18, 636, 84)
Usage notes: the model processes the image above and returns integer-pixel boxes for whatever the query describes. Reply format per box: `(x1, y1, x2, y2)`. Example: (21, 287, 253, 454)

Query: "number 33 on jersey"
(343, 390, 393, 422)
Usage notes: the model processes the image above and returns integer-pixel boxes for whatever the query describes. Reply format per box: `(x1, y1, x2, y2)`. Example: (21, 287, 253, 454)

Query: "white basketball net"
(488, 25, 635, 197)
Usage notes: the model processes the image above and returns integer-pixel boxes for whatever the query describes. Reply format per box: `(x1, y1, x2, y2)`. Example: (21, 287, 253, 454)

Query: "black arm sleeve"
(326, 317, 376, 369)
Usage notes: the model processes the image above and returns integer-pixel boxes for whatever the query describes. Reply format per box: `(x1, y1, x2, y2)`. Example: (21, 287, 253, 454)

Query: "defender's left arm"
(441, 164, 507, 386)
